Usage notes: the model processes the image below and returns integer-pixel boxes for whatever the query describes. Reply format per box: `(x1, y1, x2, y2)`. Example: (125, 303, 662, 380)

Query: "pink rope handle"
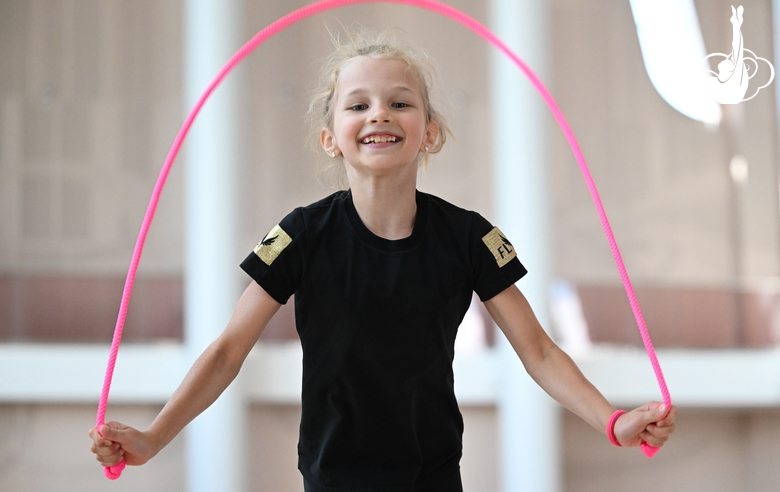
(97, 0, 671, 479)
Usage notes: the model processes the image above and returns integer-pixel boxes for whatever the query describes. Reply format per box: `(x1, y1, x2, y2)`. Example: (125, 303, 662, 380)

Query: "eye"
(392, 102, 409, 108)
(348, 103, 367, 111)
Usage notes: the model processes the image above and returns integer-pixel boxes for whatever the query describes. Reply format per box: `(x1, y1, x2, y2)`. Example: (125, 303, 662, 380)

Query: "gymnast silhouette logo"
(705, 5, 774, 104)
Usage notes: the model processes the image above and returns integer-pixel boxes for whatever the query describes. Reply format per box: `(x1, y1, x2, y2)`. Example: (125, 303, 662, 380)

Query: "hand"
(88, 421, 156, 468)
(614, 402, 677, 448)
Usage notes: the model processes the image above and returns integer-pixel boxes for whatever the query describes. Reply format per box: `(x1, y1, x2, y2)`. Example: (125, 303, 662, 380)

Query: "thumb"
(636, 402, 668, 425)
(649, 403, 668, 418)
(99, 422, 127, 443)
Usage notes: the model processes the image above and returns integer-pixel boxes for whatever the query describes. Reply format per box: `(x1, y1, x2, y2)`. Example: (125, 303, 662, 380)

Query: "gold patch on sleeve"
(253, 224, 293, 266)
(482, 227, 517, 268)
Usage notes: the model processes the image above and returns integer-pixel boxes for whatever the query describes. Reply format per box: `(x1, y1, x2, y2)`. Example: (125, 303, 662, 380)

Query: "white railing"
(2, 342, 779, 407)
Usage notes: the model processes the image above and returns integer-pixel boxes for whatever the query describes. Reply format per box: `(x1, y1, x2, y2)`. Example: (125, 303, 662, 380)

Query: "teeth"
(361, 135, 398, 144)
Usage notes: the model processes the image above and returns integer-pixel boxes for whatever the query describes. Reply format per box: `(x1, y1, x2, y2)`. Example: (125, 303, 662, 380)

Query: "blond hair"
(307, 28, 452, 189)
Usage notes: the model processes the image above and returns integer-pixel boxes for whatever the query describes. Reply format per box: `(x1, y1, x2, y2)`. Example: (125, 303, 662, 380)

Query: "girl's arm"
(483, 284, 676, 448)
(89, 281, 282, 467)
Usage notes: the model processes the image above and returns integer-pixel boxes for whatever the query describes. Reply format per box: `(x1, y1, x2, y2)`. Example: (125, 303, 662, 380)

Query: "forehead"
(336, 56, 422, 98)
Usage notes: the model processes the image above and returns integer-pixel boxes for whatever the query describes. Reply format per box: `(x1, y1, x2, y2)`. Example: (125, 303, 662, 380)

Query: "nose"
(369, 104, 391, 123)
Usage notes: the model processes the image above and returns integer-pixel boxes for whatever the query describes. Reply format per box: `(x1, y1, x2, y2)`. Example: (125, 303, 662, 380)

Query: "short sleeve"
(240, 208, 306, 304)
(470, 213, 528, 302)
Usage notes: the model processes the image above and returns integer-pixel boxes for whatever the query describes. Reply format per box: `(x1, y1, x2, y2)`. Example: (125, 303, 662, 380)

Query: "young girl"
(89, 30, 677, 491)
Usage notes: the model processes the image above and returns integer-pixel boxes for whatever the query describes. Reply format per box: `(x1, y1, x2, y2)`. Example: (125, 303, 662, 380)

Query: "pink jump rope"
(96, 0, 672, 480)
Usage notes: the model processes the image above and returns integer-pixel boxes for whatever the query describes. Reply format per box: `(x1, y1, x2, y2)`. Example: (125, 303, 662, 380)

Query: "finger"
(88, 426, 112, 446)
(99, 423, 126, 444)
(90, 435, 117, 454)
(645, 422, 676, 439)
(656, 406, 678, 427)
(95, 448, 122, 462)
(640, 401, 664, 412)
(93, 442, 121, 457)
(637, 403, 669, 427)
(97, 455, 123, 467)
(95, 448, 124, 467)
(91, 438, 112, 449)
(641, 430, 669, 448)
(98, 424, 114, 439)
(619, 404, 665, 440)
(641, 421, 675, 441)
(640, 426, 669, 443)
(652, 403, 668, 418)
(94, 436, 116, 448)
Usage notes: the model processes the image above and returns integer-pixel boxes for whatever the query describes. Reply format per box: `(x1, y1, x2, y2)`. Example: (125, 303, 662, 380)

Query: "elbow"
(207, 339, 245, 379)
(523, 338, 563, 378)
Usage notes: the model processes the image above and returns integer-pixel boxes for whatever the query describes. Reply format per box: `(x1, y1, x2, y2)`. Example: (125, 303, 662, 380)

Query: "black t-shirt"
(241, 190, 527, 490)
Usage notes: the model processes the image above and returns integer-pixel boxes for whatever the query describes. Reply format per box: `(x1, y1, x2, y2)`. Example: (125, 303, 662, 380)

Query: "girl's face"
(321, 56, 438, 180)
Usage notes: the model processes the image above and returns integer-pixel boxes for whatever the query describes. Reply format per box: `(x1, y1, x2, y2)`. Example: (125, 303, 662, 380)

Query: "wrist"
(143, 424, 170, 458)
(607, 409, 626, 447)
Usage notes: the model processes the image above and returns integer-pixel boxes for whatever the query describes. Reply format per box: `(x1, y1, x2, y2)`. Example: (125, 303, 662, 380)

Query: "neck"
(348, 174, 418, 240)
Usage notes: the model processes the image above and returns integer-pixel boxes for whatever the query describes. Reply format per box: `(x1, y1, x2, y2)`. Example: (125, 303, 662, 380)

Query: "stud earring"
(424, 146, 429, 152)
(330, 151, 336, 157)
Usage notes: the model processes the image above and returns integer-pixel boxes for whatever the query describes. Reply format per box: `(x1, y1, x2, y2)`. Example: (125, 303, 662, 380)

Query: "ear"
(422, 119, 439, 152)
(320, 127, 340, 157)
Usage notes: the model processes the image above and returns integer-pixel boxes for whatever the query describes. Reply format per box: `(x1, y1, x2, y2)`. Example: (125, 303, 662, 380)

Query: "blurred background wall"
(1, 0, 780, 490)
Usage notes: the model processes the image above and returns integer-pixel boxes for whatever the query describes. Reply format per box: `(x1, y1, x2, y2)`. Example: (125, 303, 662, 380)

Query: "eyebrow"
(342, 86, 418, 98)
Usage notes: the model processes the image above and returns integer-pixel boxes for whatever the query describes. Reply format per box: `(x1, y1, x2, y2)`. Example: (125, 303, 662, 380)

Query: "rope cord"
(97, 0, 671, 479)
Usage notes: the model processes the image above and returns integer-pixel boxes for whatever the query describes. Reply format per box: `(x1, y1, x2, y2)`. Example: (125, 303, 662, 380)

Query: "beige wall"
(0, 0, 495, 278)
(3, 0, 779, 345)
(552, 0, 779, 287)
(0, 404, 496, 492)
(0, 0, 185, 276)
(2, 0, 780, 490)
(562, 408, 780, 492)
(3, 404, 780, 491)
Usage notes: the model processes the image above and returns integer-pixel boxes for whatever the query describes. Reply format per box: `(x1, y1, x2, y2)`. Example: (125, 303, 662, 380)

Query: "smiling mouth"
(360, 134, 401, 144)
